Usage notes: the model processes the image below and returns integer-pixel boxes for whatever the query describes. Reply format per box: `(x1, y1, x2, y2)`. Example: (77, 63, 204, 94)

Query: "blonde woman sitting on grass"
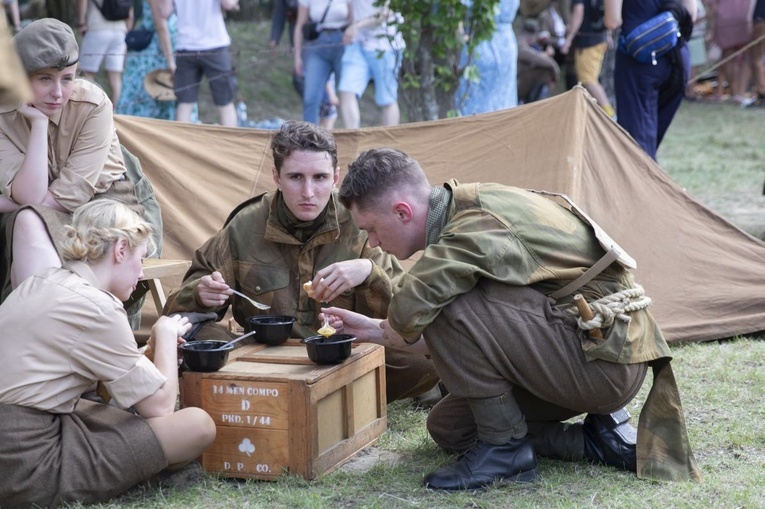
(0, 199, 215, 508)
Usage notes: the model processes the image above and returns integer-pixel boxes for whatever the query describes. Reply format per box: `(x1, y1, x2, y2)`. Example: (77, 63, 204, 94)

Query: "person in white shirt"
(76, 0, 132, 104)
(160, 0, 239, 126)
(338, 0, 404, 128)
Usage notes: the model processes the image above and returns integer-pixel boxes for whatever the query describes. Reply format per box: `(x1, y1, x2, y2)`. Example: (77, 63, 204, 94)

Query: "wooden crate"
(179, 340, 387, 480)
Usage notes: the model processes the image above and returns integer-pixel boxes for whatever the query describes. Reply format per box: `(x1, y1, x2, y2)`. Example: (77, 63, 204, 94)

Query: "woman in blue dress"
(116, 0, 196, 121)
(455, 0, 520, 115)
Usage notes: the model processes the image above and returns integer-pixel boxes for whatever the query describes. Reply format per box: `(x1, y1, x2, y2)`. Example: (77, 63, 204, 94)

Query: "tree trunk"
(399, 24, 441, 123)
(417, 28, 440, 121)
(399, 24, 465, 121)
(45, 0, 76, 25)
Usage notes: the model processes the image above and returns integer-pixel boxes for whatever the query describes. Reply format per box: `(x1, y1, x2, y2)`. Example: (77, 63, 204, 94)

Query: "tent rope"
(570, 285, 652, 331)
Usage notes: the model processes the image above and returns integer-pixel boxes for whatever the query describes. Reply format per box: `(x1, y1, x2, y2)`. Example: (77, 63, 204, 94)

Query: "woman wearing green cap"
(0, 18, 145, 302)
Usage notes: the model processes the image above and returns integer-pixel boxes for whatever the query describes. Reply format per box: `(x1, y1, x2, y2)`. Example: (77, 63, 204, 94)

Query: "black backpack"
(94, 0, 132, 21)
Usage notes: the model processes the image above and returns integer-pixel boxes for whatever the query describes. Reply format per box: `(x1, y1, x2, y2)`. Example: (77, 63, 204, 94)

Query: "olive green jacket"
(389, 180, 701, 482)
(165, 191, 404, 339)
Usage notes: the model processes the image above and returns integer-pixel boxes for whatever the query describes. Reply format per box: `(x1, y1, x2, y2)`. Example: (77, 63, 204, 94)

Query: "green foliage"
(383, 0, 500, 120)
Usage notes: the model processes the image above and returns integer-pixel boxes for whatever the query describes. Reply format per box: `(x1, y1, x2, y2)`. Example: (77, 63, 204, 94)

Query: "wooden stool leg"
(148, 278, 166, 316)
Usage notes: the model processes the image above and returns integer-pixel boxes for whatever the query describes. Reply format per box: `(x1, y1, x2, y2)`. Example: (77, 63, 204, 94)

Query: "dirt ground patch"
(339, 448, 403, 474)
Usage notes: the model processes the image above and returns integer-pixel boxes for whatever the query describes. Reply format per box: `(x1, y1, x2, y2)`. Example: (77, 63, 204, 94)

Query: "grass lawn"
(74, 20, 765, 509)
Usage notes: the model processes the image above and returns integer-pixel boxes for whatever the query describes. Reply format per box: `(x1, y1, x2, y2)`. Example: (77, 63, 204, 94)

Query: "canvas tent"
(115, 86, 765, 344)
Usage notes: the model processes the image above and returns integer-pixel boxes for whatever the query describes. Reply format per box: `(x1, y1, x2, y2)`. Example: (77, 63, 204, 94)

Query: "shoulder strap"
(92, 0, 106, 16)
(318, 0, 333, 24)
(133, 0, 143, 23)
(549, 246, 621, 300)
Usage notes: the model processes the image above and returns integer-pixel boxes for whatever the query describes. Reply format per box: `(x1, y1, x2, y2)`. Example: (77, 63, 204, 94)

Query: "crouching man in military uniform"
(326, 148, 701, 490)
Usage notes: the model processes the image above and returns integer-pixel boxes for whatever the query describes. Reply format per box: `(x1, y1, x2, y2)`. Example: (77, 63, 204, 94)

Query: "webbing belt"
(549, 245, 621, 301)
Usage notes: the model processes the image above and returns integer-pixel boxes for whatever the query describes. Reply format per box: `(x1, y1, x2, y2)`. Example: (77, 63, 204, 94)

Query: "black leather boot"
(423, 438, 540, 490)
(582, 408, 637, 472)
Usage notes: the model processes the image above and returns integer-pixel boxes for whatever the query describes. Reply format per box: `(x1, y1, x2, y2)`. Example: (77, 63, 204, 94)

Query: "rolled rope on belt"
(571, 285, 652, 332)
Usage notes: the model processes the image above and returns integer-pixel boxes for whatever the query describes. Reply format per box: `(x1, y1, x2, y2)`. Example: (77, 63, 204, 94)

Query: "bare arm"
(221, 0, 240, 12)
(682, 0, 697, 22)
(150, 0, 176, 73)
(343, 1, 387, 44)
(603, 0, 622, 30)
(293, 4, 309, 77)
(323, 306, 430, 355)
(10, 106, 50, 205)
(270, 0, 287, 47)
(562, 3, 584, 55)
(76, 0, 88, 35)
(357, 1, 389, 28)
(154, 0, 174, 19)
(133, 315, 191, 417)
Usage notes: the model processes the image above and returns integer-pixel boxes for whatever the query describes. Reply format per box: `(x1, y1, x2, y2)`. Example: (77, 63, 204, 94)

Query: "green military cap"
(13, 18, 79, 75)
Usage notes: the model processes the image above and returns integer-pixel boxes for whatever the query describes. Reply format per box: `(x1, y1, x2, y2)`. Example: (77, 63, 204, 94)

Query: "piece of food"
(317, 323, 336, 338)
(303, 280, 314, 298)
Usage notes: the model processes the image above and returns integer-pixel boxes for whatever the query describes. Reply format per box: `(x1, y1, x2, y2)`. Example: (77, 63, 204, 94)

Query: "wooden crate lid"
(209, 341, 383, 384)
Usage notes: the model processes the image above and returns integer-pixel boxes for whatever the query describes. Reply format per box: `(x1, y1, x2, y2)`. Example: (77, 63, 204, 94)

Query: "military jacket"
(390, 180, 669, 364)
(165, 190, 404, 339)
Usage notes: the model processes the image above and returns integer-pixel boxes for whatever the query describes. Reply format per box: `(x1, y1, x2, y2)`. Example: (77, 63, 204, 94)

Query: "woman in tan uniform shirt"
(0, 199, 215, 507)
(0, 18, 143, 301)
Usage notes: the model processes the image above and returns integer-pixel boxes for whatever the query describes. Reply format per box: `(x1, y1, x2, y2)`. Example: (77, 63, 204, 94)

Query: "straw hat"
(143, 69, 176, 101)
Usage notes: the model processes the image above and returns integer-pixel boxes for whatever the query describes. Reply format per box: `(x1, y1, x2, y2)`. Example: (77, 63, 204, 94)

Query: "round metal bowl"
(244, 315, 296, 346)
(180, 340, 234, 372)
(301, 334, 355, 365)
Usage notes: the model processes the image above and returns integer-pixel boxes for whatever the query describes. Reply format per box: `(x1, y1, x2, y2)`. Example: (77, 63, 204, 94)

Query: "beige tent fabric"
(115, 86, 765, 344)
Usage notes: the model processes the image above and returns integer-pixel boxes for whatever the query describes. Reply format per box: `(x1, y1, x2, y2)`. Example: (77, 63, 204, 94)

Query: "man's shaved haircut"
(339, 148, 428, 212)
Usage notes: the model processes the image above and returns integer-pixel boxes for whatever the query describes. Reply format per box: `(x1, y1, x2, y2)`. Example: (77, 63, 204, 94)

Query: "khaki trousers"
(424, 280, 646, 455)
(0, 400, 166, 507)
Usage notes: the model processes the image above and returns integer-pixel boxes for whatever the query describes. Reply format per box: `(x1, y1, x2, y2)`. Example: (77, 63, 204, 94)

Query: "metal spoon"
(230, 289, 271, 310)
(227, 329, 258, 347)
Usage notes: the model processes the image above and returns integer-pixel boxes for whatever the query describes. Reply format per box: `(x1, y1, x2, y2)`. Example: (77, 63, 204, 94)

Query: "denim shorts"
(174, 46, 237, 105)
(338, 42, 401, 106)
